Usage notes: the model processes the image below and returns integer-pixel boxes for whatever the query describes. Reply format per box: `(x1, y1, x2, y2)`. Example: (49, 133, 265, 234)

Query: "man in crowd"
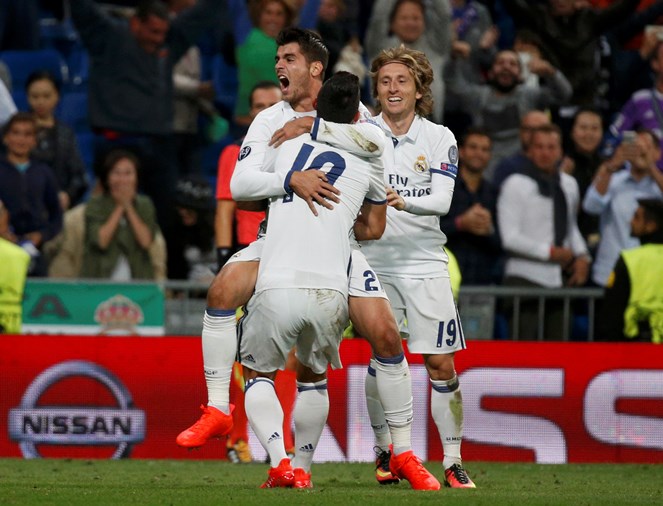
(583, 129, 663, 287)
(498, 124, 590, 340)
(446, 48, 571, 176)
(609, 40, 663, 173)
(440, 127, 502, 285)
(491, 109, 551, 188)
(597, 198, 663, 343)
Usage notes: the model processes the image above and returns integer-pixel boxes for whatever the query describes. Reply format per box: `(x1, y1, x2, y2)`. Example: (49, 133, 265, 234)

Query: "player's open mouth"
(388, 97, 402, 103)
(278, 76, 290, 91)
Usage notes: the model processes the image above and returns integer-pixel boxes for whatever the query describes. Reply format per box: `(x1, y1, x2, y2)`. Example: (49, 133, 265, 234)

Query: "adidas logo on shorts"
(299, 443, 314, 453)
(243, 354, 255, 363)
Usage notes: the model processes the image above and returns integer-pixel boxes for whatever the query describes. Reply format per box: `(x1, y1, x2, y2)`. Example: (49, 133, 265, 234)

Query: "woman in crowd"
(233, 0, 295, 126)
(26, 70, 88, 210)
(81, 149, 158, 280)
(562, 107, 605, 249)
(365, 0, 452, 122)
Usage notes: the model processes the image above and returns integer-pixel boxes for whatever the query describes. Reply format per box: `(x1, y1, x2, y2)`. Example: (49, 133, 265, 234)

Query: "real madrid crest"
(414, 155, 428, 173)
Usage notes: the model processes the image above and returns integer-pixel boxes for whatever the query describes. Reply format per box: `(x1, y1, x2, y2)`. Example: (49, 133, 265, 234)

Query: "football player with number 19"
(360, 46, 476, 489)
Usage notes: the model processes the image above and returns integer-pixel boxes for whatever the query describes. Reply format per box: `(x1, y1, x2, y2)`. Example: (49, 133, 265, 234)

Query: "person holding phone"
(583, 129, 663, 287)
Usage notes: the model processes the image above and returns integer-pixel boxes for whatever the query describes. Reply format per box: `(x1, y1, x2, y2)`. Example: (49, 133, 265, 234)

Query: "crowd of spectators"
(1, 0, 663, 341)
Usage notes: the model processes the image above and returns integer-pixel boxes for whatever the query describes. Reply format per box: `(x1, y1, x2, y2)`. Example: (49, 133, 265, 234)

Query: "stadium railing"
(21, 279, 604, 340)
(160, 281, 604, 341)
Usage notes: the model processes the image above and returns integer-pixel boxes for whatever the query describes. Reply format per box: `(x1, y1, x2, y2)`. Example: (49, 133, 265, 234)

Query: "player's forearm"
(354, 202, 386, 241)
(230, 169, 285, 201)
(401, 174, 455, 216)
(312, 118, 385, 158)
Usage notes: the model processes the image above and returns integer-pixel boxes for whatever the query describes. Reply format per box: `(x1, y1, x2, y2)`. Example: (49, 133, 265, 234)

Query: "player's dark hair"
(316, 71, 359, 124)
(276, 27, 329, 77)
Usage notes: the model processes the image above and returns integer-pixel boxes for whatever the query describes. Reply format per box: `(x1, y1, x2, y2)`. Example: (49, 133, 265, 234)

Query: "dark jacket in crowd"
(71, 0, 226, 135)
(0, 157, 62, 242)
(440, 170, 503, 284)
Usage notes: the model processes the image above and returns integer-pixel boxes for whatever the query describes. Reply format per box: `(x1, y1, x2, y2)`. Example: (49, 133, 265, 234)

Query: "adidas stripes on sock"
(430, 374, 463, 469)
(292, 379, 329, 473)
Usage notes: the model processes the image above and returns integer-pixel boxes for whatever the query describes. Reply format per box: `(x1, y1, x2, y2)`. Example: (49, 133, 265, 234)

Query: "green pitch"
(1, 459, 661, 505)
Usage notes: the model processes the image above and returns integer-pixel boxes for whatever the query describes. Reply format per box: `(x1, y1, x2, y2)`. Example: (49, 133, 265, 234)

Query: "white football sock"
(364, 359, 391, 451)
(202, 308, 236, 414)
(245, 377, 288, 467)
(291, 379, 329, 473)
(430, 375, 463, 469)
(374, 353, 413, 456)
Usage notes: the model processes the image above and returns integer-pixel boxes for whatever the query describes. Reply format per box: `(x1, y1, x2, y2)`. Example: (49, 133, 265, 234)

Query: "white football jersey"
(231, 101, 317, 200)
(231, 101, 376, 201)
(256, 133, 387, 296)
(361, 114, 458, 278)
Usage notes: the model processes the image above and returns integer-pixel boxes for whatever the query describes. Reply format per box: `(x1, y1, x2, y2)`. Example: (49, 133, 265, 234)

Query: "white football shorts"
(380, 275, 467, 354)
(348, 248, 388, 299)
(228, 241, 387, 300)
(238, 288, 348, 375)
(225, 237, 264, 264)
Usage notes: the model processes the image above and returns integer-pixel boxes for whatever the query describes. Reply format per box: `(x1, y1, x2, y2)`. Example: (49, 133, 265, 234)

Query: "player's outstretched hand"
(270, 117, 315, 148)
(290, 170, 341, 216)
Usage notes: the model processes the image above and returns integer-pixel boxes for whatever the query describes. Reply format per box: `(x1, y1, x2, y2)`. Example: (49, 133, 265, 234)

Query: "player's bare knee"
(207, 262, 257, 309)
(369, 324, 403, 357)
(424, 353, 456, 381)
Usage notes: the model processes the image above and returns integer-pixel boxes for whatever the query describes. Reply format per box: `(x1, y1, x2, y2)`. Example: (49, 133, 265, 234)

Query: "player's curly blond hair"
(370, 45, 434, 118)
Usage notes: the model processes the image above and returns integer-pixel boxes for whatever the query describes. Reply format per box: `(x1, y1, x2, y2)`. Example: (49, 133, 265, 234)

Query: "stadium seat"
(0, 49, 69, 90)
(65, 46, 88, 90)
(58, 91, 89, 133)
(75, 131, 96, 183)
(10, 90, 28, 112)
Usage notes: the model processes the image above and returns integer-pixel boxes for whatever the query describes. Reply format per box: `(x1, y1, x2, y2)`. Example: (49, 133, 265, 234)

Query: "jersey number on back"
(283, 143, 346, 203)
